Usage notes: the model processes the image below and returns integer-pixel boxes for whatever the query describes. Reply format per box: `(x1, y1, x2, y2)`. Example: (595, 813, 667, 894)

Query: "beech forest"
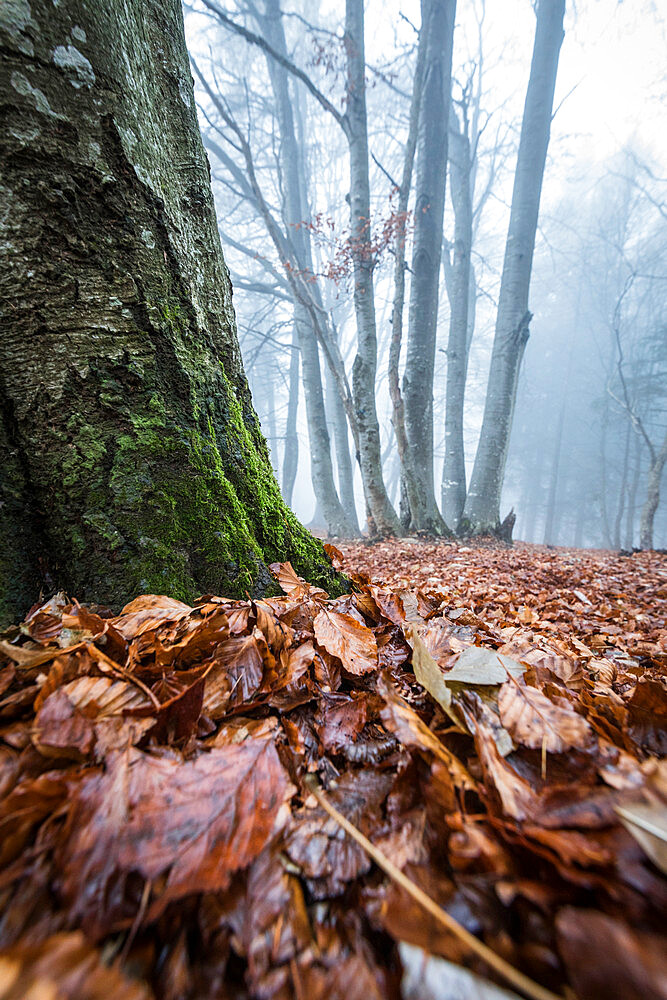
(0, 2, 665, 1000)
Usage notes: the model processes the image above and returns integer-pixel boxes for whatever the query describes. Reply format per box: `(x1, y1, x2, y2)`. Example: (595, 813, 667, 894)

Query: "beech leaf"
(314, 609, 378, 675)
(498, 679, 592, 753)
(59, 737, 294, 932)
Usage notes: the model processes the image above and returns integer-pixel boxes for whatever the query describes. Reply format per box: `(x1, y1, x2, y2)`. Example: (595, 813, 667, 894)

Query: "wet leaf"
(314, 609, 378, 675)
(59, 738, 294, 931)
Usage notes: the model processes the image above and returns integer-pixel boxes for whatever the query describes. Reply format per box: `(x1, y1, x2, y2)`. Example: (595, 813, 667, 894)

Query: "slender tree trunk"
(282, 326, 300, 506)
(599, 402, 613, 548)
(463, 0, 565, 533)
(258, 0, 354, 537)
(624, 436, 641, 549)
(442, 111, 473, 530)
(613, 419, 631, 548)
(0, 0, 338, 625)
(403, 0, 456, 534)
(543, 397, 567, 545)
(326, 362, 360, 534)
(388, 0, 430, 535)
(639, 428, 667, 550)
(521, 444, 546, 543)
(344, 0, 400, 536)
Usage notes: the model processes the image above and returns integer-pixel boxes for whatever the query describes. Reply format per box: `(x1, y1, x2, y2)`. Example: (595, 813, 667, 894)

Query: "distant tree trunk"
(403, 0, 456, 534)
(639, 428, 667, 550)
(599, 402, 613, 548)
(0, 0, 337, 625)
(282, 327, 300, 506)
(624, 436, 641, 549)
(344, 0, 400, 536)
(543, 341, 573, 545)
(258, 0, 354, 537)
(326, 363, 360, 534)
(441, 108, 473, 530)
(543, 396, 566, 545)
(462, 0, 565, 533)
(521, 442, 546, 543)
(613, 419, 631, 548)
(388, 0, 429, 536)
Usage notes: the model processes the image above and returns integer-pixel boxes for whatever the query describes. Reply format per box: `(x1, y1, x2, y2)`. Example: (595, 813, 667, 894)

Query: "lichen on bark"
(0, 0, 339, 624)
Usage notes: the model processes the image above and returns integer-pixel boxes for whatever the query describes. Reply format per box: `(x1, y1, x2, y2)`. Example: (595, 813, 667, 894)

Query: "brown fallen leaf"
(403, 624, 464, 731)
(498, 677, 592, 753)
(379, 677, 475, 791)
(556, 908, 667, 1000)
(113, 594, 193, 639)
(59, 737, 294, 933)
(314, 608, 378, 675)
(0, 931, 152, 1000)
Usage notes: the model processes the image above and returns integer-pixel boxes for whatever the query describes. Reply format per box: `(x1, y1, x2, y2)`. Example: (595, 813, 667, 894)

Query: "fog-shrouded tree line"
(2, 0, 664, 628)
(184, 0, 666, 550)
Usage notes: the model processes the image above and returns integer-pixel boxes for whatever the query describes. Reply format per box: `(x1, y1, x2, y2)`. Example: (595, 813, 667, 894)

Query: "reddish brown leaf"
(314, 609, 378, 675)
(0, 931, 152, 1000)
(59, 737, 294, 932)
(498, 679, 592, 753)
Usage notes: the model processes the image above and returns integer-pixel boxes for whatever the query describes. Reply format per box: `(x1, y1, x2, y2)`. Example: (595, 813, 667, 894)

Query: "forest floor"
(0, 541, 665, 1000)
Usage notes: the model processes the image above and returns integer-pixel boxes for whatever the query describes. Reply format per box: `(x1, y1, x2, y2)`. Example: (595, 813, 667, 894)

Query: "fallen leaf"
(59, 737, 294, 932)
(498, 679, 592, 753)
(314, 609, 378, 675)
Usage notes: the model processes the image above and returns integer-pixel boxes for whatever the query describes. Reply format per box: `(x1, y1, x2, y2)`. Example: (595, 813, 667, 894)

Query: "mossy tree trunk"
(0, 0, 337, 624)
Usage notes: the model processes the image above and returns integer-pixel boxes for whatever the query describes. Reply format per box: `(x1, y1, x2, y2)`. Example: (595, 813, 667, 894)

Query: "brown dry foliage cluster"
(0, 542, 665, 1000)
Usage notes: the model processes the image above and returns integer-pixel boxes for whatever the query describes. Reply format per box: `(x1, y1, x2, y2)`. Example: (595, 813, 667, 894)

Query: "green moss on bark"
(0, 0, 342, 625)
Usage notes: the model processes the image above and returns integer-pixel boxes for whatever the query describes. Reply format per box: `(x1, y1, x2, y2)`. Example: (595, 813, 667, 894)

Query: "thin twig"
(304, 774, 565, 1000)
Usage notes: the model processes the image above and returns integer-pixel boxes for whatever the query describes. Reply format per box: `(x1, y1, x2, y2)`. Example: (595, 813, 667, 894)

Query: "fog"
(184, 0, 667, 548)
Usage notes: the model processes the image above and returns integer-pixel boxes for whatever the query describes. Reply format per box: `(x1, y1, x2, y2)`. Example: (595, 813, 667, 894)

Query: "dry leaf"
(498, 679, 592, 753)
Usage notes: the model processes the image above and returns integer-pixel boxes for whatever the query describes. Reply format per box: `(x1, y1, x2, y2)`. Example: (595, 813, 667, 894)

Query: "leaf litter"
(0, 540, 664, 1000)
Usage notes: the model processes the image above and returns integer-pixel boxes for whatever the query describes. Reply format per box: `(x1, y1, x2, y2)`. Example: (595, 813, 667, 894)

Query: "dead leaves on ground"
(0, 545, 665, 1000)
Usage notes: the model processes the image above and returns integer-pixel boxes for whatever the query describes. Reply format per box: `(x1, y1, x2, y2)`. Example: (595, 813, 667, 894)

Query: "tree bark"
(387, 0, 436, 537)
(462, 0, 565, 533)
(344, 0, 400, 536)
(441, 108, 473, 530)
(624, 435, 641, 550)
(612, 419, 631, 549)
(402, 0, 456, 534)
(639, 428, 667, 550)
(0, 0, 338, 624)
(326, 361, 360, 534)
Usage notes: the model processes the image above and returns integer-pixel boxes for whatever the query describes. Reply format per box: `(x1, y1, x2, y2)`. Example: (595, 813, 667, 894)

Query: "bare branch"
(196, 0, 348, 133)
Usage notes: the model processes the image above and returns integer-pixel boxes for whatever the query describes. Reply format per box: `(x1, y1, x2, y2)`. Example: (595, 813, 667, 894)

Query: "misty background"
(183, 0, 667, 549)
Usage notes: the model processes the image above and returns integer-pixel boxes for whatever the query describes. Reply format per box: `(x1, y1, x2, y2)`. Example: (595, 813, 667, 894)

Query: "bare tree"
(402, 0, 456, 534)
(462, 0, 565, 534)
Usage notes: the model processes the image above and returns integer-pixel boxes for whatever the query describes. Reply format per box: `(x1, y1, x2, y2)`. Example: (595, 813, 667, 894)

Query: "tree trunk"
(258, 0, 354, 537)
(326, 362, 360, 534)
(0, 0, 338, 625)
(639, 428, 667, 550)
(402, 0, 456, 534)
(387, 0, 429, 537)
(441, 109, 473, 530)
(624, 435, 641, 550)
(612, 419, 631, 548)
(521, 440, 546, 543)
(281, 326, 300, 506)
(344, 0, 400, 536)
(462, 0, 565, 533)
